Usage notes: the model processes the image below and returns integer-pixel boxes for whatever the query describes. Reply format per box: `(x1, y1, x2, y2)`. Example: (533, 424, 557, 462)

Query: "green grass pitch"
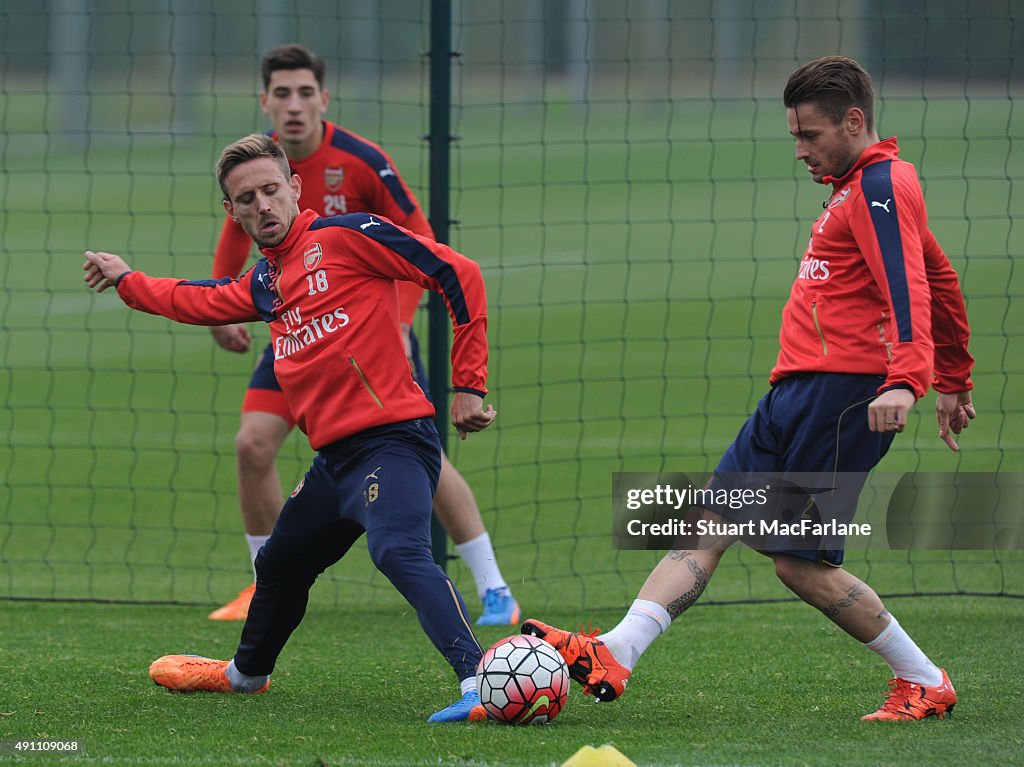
(2, 597, 1022, 765)
(1, 84, 1022, 765)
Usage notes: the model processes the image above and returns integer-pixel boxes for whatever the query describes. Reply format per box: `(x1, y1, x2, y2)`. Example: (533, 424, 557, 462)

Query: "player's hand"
(868, 388, 916, 434)
(451, 392, 496, 440)
(936, 390, 976, 452)
(83, 250, 131, 293)
(211, 324, 252, 353)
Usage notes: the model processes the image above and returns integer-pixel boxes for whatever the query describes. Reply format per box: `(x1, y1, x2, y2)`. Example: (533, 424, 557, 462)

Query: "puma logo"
(871, 198, 892, 213)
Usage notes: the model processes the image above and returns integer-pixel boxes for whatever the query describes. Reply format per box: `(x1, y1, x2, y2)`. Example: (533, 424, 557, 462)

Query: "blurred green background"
(1, 1, 1021, 612)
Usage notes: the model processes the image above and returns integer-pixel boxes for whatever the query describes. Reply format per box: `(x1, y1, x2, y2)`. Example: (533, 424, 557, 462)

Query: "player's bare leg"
(771, 554, 955, 720)
(630, 507, 739, 619)
(434, 452, 520, 625)
(524, 509, 733, 700)
(432, 453, 484, 543)
(770, 554, 887, 642)
(209, 411, 291, 620)
(635, 548, 725, 618)
(589, 525, 729, 672)
(235, 411, 291, 538)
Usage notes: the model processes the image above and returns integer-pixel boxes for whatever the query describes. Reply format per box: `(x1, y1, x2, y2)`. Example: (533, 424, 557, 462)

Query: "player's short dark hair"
(783, 56, 875, 132)
(261, 43, 326, 89)
(215, 133, 292, 198)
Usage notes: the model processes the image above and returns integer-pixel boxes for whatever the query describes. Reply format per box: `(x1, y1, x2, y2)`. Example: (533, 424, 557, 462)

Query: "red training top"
(119, 209, 488, 450)
(771, 138, 973, 398)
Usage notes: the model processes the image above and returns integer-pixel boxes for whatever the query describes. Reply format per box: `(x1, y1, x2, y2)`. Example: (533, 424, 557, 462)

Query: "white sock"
(455, 533, 507, 599)
(460, 676, 477, 696)
(864, 615, 944, 686)
(225, 659, 270, 692)
(246, 534, 270, 580)
(600, 599, 672, 671)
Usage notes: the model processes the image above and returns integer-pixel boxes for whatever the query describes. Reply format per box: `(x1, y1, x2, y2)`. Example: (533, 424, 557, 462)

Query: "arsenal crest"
(828, 187, 851, 209)
(303, 243, 323, 271)
(324, 166, 344, 192)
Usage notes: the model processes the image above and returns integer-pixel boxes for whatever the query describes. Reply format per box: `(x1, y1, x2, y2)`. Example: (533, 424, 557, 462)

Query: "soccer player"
(522, 56, 975, 721)
(208, 44, 518, 626)
(83, 133, 492, 722)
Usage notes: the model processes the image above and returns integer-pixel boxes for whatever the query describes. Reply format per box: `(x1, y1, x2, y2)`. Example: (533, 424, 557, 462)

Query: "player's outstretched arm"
(83, 250, 131, 292)
(83, 249, 261, 327)
(936, 390, 976, 452)
(451, 391, 497, 441)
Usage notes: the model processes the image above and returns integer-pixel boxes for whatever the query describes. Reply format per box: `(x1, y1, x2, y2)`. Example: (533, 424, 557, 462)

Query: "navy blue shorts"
(235, 418, 481, 680)
(710, 373, 895, 565)
(248, 344, 280, 391)
(241, 345, 293, 422)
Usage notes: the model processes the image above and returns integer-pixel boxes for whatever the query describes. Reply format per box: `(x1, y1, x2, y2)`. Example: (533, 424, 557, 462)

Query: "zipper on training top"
(811, 301, 828, 356)
(877, 312, 893, 362)
(349, 356, 384, 408)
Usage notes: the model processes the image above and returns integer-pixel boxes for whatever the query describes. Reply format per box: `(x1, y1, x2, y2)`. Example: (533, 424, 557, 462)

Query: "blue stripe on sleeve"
(181, 276, 234, 287)
(179, 271, 274, 323)
(178, 272, 272, 323)
(247, 260, 278, 322)
(329, 128, 416, 215)
(312, 214, 470, 325)
(861, 161, 913, 341)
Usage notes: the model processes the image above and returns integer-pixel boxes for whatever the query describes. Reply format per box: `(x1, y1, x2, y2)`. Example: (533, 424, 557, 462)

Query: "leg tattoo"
(665, 553, 709, 619)
(820, 582, 867, 620)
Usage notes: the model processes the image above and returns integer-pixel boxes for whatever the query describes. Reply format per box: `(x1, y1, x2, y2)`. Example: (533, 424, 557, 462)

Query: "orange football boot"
(521, 619, 630, 702)
(148, 654, 269, 693)
(861, 668, 956, 721)
(208, 583, 256, 621)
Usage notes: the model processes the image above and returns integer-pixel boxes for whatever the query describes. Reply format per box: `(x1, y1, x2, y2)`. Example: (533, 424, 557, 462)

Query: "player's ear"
(319, 89, 329, 114)
(845, 107, 865, 136)
(259, 90, 269, 116)
(289, 173, 302, 201)
(223, 198, 238, 222)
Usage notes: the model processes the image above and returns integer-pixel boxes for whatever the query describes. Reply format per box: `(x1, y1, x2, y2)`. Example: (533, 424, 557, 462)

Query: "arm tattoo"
(821, 583, 867, 619)
(665, 556, 709, 619)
